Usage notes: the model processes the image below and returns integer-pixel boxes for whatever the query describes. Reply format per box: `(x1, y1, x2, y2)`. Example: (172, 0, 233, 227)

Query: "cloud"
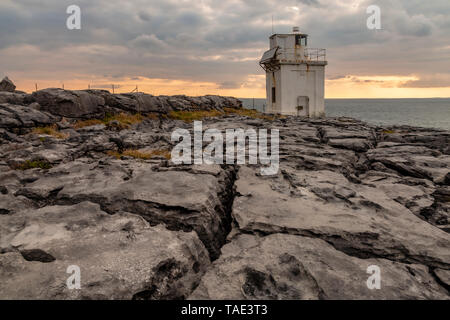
(218, 81, 242, 89)
(0, 0, 449, 96)
(327, 75, 348, 80)
(130, 34, 169, 51)
(399, 74, 450, 88)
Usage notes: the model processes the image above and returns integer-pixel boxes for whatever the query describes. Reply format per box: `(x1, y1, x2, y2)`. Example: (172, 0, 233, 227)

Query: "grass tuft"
(107, 148, 171, 160)
(73, 113, 146, 130)
(13, 160, 52, 171)
(168, 107, 281, 122)
(223, 107, 281, 120)
(75, 108, 279, 128)
(32, 125, 68, 139)
(72, 119, 103, 129)
(168, 110, 223, 122)
(104, 113, 145, 127)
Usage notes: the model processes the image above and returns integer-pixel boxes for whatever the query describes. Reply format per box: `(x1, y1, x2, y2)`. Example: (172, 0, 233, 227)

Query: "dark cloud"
(218, 81, 242, 89)
(327, 75, 348, 80)
(297, 0, 321, 7)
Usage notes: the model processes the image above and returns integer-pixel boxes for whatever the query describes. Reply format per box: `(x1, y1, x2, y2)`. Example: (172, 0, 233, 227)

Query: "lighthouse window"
(272, 87, 276, 103)
(296, 35, 307, 46)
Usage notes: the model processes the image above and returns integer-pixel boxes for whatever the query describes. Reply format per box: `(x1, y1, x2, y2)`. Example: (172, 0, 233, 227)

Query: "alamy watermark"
(64, 263, 380, 291)
(366, 265, 381, 289)
(366, 5, 381, 30)
(66, 5, 81, 30)
(66, 5, 380, 31)
(66, 265, 81, 289)
(171, 121, 279, 175)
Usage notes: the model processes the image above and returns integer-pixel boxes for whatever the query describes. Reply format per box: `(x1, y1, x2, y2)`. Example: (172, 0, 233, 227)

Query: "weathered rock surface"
(32, 88, 107, 119)
(190, 234, 448, 299)
(0, 83, 448, 300)
(231, 166, 450, 268)
(89, 91, 242, 115)
(188, 118, 449, 300)
(0, 92, 32, 105)
(1, 89, 240, 122)
(0, 202, 209, 299)
(0, 77, 16, 92)
(0, 103, 57, 129)
(15, 160, 236, 259)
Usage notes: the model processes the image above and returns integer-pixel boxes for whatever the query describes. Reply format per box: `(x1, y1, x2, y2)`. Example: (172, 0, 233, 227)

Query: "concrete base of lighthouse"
(264, 62, 327, 118)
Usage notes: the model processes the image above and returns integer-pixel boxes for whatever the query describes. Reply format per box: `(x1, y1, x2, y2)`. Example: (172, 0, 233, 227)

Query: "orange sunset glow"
(10, 74, 450, 99)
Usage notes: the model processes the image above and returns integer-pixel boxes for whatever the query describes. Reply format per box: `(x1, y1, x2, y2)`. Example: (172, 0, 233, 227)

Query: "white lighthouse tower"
(259, 27, 327, 117)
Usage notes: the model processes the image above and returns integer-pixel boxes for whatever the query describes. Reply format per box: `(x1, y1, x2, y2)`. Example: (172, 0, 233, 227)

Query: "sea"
(240, 98, 450, 130)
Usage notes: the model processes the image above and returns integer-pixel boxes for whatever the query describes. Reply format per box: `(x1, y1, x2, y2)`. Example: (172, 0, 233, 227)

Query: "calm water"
(240, 98, 450, 130)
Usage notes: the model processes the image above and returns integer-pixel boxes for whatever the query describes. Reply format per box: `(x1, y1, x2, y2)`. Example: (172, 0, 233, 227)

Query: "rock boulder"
(0, 77, 16, 92)
(0, 202, 210, 299)
(32, 88, 106, 119)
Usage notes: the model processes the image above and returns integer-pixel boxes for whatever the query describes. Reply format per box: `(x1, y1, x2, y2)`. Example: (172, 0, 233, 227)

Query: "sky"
(1, 0, 450, 98)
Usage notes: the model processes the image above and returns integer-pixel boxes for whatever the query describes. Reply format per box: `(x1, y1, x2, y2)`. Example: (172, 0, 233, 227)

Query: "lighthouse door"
(297, 96, 309, 117)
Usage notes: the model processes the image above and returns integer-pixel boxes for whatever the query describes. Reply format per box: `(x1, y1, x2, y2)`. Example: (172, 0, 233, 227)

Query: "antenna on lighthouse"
(272, 15, 274, 34)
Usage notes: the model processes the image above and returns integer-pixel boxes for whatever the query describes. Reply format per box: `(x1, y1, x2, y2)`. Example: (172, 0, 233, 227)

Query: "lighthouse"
(259, 27, 327, 117)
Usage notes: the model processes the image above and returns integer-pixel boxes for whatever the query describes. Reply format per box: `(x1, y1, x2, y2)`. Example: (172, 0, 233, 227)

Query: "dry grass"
(168, 107, 281, 122)
(223, 107, 281, 120)
(73, 113, 146, 129)
(107, 148, 171, 160)
(147, 113, 160, 120)
(104, 113, 145, 126)
(32, 125, 68, 139)
(168, 110, 223, 122)
(12, 160, 52, 171)
(72, 119, 104, 129)
(74, 107, 278, 128)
